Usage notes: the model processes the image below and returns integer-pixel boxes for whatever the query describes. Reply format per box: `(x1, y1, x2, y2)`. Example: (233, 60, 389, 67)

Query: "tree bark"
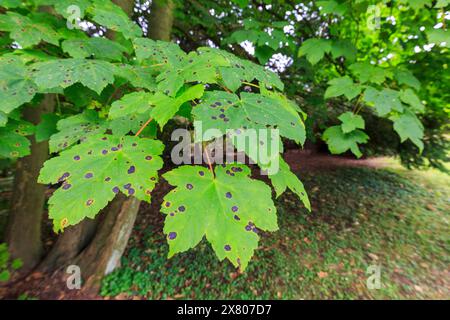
(5, 95, 55, 273)
(60, 0, 176, 293)
(37, 218, 98, 273)
(148, 0, 175, 41)
(75, 195, 141, 293)
(39, 0, 175, 292)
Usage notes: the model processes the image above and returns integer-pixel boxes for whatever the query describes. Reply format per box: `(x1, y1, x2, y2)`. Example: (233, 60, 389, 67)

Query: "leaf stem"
(204, 145, 215, 178)
(242, 81, 260, 89)
(135, 117, 153, 137)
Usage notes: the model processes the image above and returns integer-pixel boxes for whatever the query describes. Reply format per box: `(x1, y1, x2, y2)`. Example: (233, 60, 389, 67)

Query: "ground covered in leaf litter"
(1, 153, 448, 300)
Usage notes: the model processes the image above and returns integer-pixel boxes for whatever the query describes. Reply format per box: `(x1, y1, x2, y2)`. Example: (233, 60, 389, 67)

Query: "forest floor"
(1, 153, 449, 299)
(99, 155, 449, 300)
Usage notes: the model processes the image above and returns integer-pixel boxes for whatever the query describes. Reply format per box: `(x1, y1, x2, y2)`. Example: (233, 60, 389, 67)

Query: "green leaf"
(298, 38, 332, 65)
(151, 84, 205, 129)
(39, 134, 164, 232)
(0, 120, 34, 158)
(0, 12, 61, 48)
(115, 64, 157, 91)
(35, 113, 59, 142)
(0, 57, 38, 114)
(62, 37, 129, 62)
(49, 110, 108, 153)
(31, 58, 116, 94)
(400, 89, 424, 113)
(161, 164, 278, 270)
(206, 47, 284, 91)
(394, 69, 421, 90)
(192, 91, 306, 144)
(0, 0, 22, 9)
(426, 29, 450, 48)
(349, 62, 392, 84)
(400, 0, 433, 10)
(324, 76, 362, 100)
(269, 158, 310, 210)
(0, 111, 7, 127)
(49, 0, 92, 18)
(0, 270, 10, 282)
(330, 40, 357, 61)
(133, 38, 186, 67)
(11, 258, 22, 270)
(435, 0, 449, 8)
(338, 112, 365, 133)
(89, 0, 142, 39)
(363, 87, 403, 116)
(391, 110, 424, 152)
(109, 91, 155, 119)
(219, 66, 242, 92)
(156, 49, 230, 96)
(317, 0, 348, 16)
(323, 125, 369, 158)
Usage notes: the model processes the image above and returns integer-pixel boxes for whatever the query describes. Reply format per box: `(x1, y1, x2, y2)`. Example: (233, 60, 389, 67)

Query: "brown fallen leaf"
(317, 271, 328, 279)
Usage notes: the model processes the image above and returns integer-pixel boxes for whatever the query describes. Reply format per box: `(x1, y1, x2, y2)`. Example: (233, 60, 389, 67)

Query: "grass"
(101, 161, 449, 299)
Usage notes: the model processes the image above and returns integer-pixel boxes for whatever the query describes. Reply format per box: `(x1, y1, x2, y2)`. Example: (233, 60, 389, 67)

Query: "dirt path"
(283, 150, 391, 172)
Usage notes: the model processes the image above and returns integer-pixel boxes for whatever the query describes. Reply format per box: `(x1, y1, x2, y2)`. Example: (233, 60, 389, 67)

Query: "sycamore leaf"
(391, 110, 424, 152)
(317, 0, 348, 16)
(0, 57, 38, 114)
(192, 91, 305, 144)
(109, 91, 155, 119)
(133, 38, 186, 66)
(151, 84, 205, 128)
(156, 50, 229, 96)
(324, 76, 362, 100)
(363, 87, 403, 116)
(0, 111, 6, 127)
(330, 39, 357, 61)
(0, 12, 61, 48)
(269, 158, 310, 210)
(349, 62, 392, 84)
(338, 112, 365, 133)
(435, 0, 449, 8)
(62, 38, 129, 62)
(49, 110, 108, 153)
(89, 0, 142, 39)
(0, 0, 22, 8)
(400, 89, 424, 113)
(400, 0, 433, 10)
(298, 38, 332, 65)
(35, 113, 59, 142)
(204, 47, 284, 91)
(323, 125, 369, 158)
(426, 29, 450, 48)
(39, 134, 164, 232)
(161, 164, 278, 270)
(115, 64, 158, 91)
(394, 68, 420, 90)
(49, 0, 92, 18)
(0, 120, 33, 158)
(31, 58, 116, 94)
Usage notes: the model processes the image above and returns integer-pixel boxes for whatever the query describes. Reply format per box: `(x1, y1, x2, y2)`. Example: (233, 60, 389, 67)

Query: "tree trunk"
(39, 0, 175, 292)
(61, 0, 176, 293)
(37, 218, 98, 273)
(148, 0, 175, 41)
(75, 195, 141, 293)
(5, 95, 55, 273)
